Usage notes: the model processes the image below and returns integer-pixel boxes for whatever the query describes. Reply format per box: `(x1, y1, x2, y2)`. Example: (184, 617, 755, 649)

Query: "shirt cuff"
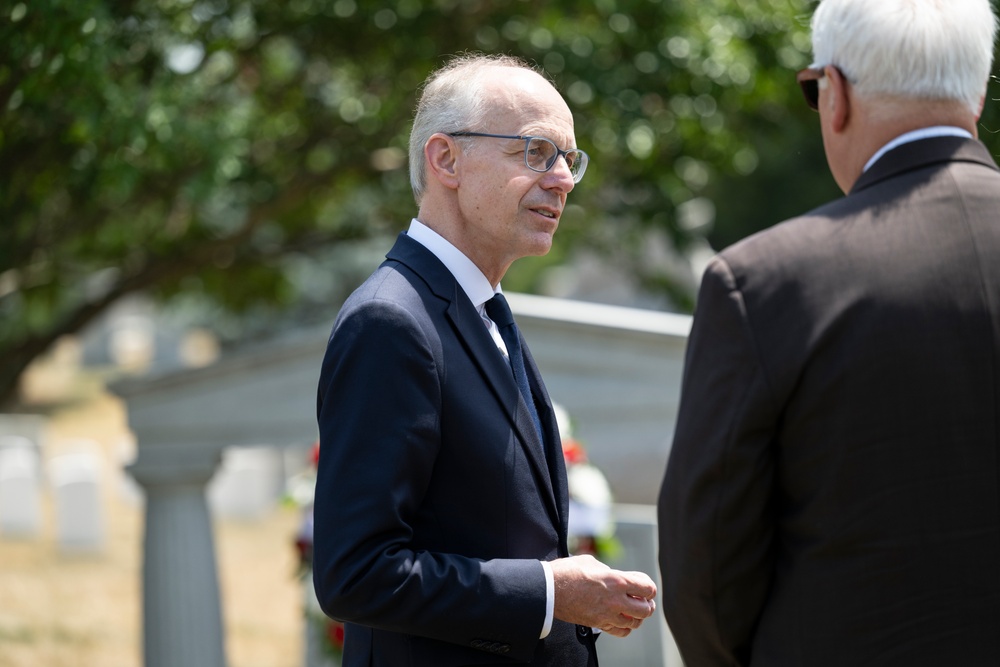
(539, 560, 555, 639)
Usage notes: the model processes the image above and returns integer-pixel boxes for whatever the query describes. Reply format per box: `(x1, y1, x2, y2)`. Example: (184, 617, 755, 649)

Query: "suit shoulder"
(335, 255, 453, 332)
(717, 197, 850, 275)
(344, 260, 424, 306)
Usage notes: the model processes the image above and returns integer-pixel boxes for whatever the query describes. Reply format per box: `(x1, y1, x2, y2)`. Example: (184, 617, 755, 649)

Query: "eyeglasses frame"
(447, 132, 589, 183)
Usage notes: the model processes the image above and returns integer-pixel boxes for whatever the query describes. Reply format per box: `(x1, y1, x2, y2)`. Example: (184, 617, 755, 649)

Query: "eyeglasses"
(796, 67, 827, 111)
(448, 132, 590, 183)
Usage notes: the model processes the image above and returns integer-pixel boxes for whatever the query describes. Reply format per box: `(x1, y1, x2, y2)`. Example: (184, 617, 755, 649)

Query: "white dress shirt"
(406, 218, 556, 640)
(863, 126, 973, 173)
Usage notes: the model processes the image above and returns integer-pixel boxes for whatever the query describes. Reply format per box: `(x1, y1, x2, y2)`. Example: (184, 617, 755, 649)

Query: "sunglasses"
(795, 65, 850, 111)
(796, 67, 827, 111)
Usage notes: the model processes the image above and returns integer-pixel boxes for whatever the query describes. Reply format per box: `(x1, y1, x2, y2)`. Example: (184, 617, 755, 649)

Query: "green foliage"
(1, 0, 998, 405)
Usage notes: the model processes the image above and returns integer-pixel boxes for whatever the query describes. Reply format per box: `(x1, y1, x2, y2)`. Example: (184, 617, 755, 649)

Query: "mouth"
(530, 206, 560, 221)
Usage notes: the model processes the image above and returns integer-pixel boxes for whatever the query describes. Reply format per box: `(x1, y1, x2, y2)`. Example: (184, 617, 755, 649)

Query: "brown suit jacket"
(658, 136, 1000, 666)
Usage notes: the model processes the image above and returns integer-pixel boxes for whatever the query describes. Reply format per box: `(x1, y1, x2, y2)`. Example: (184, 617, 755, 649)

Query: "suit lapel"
(386, 234, 561, 524)
(522, 341, 571, 549)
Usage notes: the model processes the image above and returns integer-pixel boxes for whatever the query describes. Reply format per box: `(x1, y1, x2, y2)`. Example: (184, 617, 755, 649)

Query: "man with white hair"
(657, 0, 1000, 664)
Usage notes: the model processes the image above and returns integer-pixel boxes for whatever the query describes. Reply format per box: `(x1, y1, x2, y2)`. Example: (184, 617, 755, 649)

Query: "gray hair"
(810, 0, 998, 114)
(408, 53, 540, 205)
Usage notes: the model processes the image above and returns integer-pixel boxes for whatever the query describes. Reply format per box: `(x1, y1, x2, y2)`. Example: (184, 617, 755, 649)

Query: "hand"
(549, 554, 657, 638)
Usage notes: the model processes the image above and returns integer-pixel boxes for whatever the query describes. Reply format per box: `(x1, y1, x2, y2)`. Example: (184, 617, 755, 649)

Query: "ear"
(824, 65, 851, 134)
(424, 133, 461, 190)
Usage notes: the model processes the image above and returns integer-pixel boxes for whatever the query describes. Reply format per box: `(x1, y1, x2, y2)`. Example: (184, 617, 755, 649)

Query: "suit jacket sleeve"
(657, 256, 779, 666)
(312, 295, 547, 660)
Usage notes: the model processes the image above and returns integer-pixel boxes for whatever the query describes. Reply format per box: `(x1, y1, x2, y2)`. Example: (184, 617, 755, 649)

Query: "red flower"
(327, 620, 345, 650)
(310, 441, 320, 467)
(561, 438, 588, 465)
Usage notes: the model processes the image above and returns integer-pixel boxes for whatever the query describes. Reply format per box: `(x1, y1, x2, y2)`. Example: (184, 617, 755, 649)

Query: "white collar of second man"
(864, 126, 973, 173)
(406, 219, 500, 311)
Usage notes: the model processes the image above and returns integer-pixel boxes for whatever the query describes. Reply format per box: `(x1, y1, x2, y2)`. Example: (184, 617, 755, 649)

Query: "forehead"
(479, 67, 576, 144)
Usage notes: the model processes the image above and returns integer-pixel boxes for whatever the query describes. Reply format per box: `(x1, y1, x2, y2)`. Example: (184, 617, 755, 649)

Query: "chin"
(526, 233, 555, 257)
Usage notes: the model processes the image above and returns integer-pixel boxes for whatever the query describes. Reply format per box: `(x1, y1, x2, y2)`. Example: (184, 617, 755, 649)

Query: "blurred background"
(1, 0, 998, 665)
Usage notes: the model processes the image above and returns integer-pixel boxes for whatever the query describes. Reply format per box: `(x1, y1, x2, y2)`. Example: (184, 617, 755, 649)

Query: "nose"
(542, 154, 576, 194)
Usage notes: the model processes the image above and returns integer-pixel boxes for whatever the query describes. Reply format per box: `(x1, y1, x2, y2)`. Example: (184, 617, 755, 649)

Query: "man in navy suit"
(657, 0, 1000, 665)
(313, 53, 657, 667)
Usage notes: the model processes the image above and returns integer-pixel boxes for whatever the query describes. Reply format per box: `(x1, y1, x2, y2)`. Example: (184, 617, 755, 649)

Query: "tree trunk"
(0, 290, 131, 409)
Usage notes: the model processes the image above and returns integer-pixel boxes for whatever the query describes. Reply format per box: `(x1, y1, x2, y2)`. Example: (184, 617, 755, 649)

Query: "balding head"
(408, 54, 559, 205)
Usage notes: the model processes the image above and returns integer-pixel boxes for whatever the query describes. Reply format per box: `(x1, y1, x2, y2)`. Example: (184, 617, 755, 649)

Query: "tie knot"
(485, 293, 515, 329)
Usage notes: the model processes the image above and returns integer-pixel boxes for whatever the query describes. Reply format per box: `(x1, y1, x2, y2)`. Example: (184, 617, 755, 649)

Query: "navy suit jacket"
(314, 233, 597, 666)
(658, 137, 1000, 665)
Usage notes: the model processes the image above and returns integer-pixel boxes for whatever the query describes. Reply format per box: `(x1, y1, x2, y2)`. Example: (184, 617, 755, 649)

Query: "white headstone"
(0, 415, 47, 449)
(207, 446, 282, 519)
(0, 444, 42, 538)
(50, 447, 106, 553)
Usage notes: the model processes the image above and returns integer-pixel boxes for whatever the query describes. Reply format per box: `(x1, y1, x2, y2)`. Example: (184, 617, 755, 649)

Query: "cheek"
(470, 174, 536, 217)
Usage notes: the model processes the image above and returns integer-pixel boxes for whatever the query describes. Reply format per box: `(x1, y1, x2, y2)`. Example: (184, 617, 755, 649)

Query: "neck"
(841, 96, 978, 191)
(415, 203, 511, 288)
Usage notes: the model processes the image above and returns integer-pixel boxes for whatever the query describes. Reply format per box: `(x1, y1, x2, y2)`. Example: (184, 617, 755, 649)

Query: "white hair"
(408, 53, 539, 205)
(810, 0, 998, 114)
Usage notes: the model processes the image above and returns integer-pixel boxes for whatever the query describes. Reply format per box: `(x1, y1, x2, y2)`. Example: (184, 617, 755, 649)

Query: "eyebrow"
(523, 132, 577, 149)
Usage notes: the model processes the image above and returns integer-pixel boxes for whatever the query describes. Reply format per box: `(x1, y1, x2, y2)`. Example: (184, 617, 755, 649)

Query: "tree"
(3, 0, 998, 408)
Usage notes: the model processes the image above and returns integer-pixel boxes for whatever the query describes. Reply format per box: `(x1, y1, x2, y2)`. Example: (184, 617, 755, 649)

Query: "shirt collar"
(406, 218, 499, 309)
(863, 126, 973, 173)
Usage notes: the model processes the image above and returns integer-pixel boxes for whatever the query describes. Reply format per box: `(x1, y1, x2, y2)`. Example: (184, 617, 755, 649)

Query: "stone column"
(128, 443, 226, 667)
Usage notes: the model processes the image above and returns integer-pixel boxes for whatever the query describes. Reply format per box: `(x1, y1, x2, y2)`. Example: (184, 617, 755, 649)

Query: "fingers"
(623, 570, 658, 601)
(601, 612, 644, 639)
(619, 613, 643, 629)
(618, 571, 657, 622)
(623, 594, 656, 619)
(602, 626, 632, 638)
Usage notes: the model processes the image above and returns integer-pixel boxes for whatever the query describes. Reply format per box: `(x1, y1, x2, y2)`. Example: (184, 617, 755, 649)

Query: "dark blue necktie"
(485, 294, 544, 445)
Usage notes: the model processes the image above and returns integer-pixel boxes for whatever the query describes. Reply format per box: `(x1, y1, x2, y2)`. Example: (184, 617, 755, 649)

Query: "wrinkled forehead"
(480, 67, 576, 145)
